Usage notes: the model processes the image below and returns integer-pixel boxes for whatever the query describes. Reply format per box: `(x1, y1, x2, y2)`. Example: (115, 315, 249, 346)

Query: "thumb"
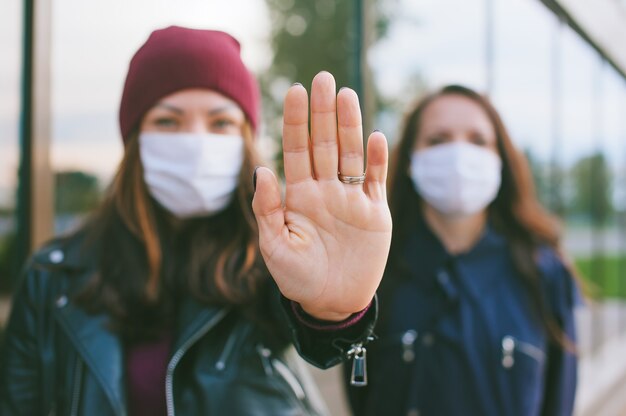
(252, 166, 285, 246)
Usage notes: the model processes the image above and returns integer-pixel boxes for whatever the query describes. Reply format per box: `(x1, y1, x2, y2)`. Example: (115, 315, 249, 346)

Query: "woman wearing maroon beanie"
(0, 26, 392, 415)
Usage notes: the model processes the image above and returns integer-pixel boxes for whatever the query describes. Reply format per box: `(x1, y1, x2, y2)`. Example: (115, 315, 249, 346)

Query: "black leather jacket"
(0, 234, 376, 416)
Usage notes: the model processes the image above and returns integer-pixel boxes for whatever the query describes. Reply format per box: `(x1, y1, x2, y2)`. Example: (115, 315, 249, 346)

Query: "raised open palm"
(252, 72, 392, 321)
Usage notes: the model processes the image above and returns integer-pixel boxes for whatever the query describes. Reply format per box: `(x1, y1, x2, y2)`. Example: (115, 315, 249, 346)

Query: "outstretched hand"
(252, 71, 392, 321)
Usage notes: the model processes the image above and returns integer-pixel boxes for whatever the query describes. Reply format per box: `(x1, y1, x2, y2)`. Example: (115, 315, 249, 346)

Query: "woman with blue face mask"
(345, 85, 579, 416)
(0, 26, 392, 415)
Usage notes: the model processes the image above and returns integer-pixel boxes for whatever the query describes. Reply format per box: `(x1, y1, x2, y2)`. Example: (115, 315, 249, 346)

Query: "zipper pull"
(348, 342, 368, 386)
(401, 330, 418, 362)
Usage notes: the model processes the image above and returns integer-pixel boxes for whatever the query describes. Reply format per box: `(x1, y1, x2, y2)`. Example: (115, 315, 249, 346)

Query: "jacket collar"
(172, 296, 230, 354)
(453, 223, 509, 298)
(404, 217, 508, 294)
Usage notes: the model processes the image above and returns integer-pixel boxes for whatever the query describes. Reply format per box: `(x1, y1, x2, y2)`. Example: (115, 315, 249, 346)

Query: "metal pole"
(550, 12, 563, 216)
(14, 0, 35, 282)
(590, 57, 606, 353)
(14, 0, 53, 283)
(353, 0, 364, 102)
(485, 0, 494, 95)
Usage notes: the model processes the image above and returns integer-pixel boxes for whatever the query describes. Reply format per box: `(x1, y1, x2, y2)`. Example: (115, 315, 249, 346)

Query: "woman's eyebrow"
(423, 128, 450, 136)
(208, 104, 239, 116)
(154, 103, 183, 114)
(153, 103, 240, 116)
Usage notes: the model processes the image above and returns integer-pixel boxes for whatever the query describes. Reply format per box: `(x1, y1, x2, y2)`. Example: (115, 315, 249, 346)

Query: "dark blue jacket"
(346, 220, 578, 416)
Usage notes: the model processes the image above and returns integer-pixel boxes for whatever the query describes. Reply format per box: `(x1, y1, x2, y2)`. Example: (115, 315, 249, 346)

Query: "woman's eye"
(471, 135, 488, 146)
(426, 136, 446, 146)
(212, 118, 236, 130)
(153, 117, 179, 128)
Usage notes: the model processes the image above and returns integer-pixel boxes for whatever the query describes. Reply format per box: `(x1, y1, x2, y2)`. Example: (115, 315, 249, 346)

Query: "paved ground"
(308, 363, 351, 416)
(563, 227, 625, 256)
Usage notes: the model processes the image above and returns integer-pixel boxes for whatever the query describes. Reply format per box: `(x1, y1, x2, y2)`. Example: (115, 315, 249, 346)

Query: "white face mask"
(139, 132, 244, 218)
(409, 141, 502, 217)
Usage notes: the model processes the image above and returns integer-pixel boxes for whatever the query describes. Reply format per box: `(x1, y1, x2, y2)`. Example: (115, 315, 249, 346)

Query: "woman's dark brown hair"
(387, 84, 575, 349)
(77, 122, 271, 341)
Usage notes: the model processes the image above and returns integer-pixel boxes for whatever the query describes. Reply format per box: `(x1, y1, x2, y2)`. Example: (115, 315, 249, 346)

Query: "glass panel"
(620, 81, 626, 334)
(598, 65, 626, 340)
(369, 0, 487, 142)
(50, 0, 272, 234)
(491, 0, 558, 211)
(599, 64, 626, 294)
(0, 0, 23, 295)
(559, 25, 606, 354)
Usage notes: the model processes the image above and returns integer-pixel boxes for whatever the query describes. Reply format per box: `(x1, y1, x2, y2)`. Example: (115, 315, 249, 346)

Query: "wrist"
(289, 299, 374, 331)
(299, 306, 352, 322)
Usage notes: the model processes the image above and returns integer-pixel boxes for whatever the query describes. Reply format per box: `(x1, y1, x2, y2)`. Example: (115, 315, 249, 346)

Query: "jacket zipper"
(347, 337, 374, 386)
(70, 358, 84, 416)
(165, 309, 230, 416)
(501, 335, 545, 368)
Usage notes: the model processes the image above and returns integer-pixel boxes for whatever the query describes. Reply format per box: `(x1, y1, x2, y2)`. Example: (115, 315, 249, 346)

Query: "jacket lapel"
(54, 301, 126, 416)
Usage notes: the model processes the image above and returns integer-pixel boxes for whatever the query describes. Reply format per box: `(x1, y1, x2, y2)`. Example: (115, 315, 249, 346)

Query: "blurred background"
(0, 0, 625, 414)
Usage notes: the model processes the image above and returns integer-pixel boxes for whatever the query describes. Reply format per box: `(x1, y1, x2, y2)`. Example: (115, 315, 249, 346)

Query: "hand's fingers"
(336, 87, 364, 178)
(310, 71, 339, 180)
(283, 84, 312, 185)
(364, 131, 388, 201)
(252, 167, 285, 244)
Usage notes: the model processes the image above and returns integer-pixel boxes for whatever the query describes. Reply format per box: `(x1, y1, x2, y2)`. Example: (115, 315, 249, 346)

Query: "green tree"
(524, 150, 567, 217)
(261, 0, 397, 170)
(54, 171, 101, 214)
(262, 0, 361, 104)
(261, 0, 360, 173)
(570, 152, 613, 225)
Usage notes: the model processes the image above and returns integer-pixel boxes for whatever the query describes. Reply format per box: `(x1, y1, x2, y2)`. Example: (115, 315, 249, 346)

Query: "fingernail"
(339, 86, 348, 92)
(292, 82, 302, 87)
(253, 166, 259, 191)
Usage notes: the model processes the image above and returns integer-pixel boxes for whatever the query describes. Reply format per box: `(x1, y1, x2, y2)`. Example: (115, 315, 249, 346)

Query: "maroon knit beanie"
(119, 26, 260, 142)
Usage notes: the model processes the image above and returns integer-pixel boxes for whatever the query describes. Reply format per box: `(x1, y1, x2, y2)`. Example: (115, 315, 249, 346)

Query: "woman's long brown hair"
(387, 85, 575, 349)
(77, 123, 272, 341)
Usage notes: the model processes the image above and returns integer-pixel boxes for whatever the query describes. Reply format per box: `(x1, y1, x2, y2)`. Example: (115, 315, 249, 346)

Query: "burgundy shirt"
(125, 331, 173, 416)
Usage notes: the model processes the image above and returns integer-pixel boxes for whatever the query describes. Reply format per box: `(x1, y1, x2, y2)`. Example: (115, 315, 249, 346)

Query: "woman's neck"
(422, 204, 488, 255)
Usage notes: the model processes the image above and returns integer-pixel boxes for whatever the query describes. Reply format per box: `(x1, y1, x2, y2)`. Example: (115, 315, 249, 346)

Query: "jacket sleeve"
(0, 262, 52, 415)
(269, 281, 378, 369)
(539, 250, 579, 416)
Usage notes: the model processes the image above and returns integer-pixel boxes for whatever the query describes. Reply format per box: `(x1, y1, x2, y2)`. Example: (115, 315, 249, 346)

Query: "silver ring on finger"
(338, 172, 366, 185)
